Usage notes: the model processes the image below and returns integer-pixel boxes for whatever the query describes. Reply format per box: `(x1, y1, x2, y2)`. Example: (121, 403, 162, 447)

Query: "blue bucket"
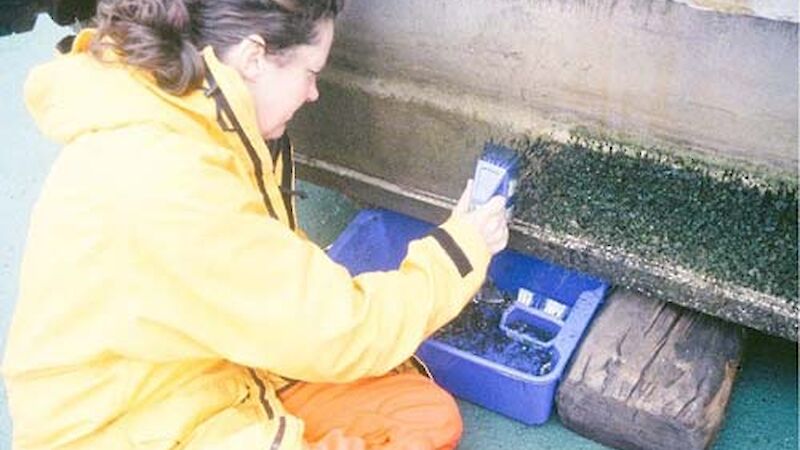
(328, 208, 608, 425)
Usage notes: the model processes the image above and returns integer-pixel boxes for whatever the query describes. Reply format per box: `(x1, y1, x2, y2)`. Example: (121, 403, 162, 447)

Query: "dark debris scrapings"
(509, 137, 798, 303)
(433, 287, 557, 377)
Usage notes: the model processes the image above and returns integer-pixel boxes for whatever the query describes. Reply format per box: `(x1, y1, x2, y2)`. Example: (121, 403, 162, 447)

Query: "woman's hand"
(451, 180, 509, 255)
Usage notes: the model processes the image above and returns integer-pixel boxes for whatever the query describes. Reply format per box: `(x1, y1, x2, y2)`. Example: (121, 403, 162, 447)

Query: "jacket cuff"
(431, 216, 492, 284)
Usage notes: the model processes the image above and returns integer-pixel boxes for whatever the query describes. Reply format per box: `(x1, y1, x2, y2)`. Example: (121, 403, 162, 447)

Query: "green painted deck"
(1, 15, 796, 449)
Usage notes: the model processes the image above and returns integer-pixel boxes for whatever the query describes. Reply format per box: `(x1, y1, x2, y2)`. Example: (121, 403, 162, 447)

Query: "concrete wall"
(300, 0, 798, 174)
(291, 0, 799, 339)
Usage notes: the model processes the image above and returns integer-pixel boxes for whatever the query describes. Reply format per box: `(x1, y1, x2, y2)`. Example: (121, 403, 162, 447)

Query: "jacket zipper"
(247, 368, 286, 449)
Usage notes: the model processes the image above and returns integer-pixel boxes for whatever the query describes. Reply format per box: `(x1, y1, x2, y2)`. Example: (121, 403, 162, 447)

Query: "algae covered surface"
(512, 138, 798, 303)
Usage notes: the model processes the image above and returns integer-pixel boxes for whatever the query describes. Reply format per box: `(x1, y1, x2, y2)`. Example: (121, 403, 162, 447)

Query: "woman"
(3, 0, 509, 448)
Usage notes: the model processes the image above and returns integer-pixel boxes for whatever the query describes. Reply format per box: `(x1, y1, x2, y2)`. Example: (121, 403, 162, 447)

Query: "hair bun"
(93, 0, 203, 96)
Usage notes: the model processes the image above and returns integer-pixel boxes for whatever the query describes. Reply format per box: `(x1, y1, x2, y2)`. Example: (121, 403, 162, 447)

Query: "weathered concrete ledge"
(296, 152, 797, 341)
(291, 0, 798, 340)
(327, 0, 798, 176)
(293, 79, 797, 340)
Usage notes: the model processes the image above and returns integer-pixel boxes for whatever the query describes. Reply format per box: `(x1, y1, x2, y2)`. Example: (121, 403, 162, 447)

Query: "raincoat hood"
(27, 28, 297, 226)
(25, 29, 264, 168)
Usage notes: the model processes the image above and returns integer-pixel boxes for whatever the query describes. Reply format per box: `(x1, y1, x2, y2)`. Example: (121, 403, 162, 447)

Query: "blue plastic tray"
(327, 208, 608, 425)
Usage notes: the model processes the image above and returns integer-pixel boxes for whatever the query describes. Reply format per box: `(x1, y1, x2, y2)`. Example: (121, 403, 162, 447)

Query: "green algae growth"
(511, 138, 798, 303)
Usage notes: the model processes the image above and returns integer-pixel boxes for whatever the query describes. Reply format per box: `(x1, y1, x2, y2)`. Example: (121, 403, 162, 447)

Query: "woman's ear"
(223, 34, 268, 82)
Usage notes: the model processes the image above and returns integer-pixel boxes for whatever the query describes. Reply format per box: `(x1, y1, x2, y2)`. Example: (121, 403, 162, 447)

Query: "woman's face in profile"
(244, 19, 335, 140)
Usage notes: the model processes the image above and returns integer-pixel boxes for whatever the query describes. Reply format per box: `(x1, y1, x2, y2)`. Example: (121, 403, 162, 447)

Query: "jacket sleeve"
(113, 147, 491, 383)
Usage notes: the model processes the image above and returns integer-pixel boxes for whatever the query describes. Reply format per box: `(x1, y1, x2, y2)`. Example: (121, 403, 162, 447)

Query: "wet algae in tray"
(510, 137, 798, 303)
(433, 282, 557, 377)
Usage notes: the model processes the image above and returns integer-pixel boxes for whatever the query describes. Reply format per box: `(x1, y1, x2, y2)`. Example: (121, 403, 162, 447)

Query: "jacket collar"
(199, 46, 278, 177)
(200, 47, 292, 225)
(65, 30, 277, 178)
(66, 29, 291, 226)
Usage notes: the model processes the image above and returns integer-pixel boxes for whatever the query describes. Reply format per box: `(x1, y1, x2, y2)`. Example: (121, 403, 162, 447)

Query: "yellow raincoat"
(2, 30, 490, 449)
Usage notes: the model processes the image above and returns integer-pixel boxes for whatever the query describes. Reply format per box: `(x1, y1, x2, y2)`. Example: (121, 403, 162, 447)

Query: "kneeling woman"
(3, 0, 509, 448)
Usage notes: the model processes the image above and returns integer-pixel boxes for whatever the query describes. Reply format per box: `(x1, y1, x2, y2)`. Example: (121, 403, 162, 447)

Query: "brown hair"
(91, 0, 344, 96)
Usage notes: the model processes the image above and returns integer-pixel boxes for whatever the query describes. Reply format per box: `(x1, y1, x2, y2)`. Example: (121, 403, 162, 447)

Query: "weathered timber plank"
(556, 289, 743, 450)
